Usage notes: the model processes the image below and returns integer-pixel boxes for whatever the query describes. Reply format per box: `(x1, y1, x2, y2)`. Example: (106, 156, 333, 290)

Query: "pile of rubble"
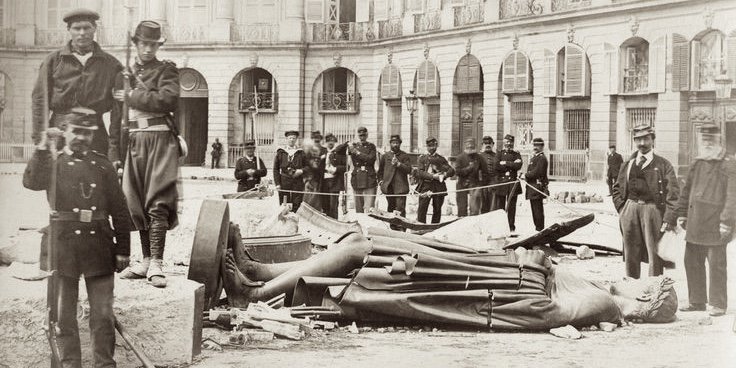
(554, 191, 604, 204)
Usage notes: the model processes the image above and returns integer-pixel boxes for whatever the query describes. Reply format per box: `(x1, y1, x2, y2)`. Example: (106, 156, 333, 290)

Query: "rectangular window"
(564, 109, 590, 150)
(511, 100, 533, 149)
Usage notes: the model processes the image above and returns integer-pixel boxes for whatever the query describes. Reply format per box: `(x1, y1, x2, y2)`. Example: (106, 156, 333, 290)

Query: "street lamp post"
(405, 89, 418, 152)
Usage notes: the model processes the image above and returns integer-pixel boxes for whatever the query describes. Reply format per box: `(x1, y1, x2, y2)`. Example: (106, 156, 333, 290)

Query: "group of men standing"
(25, 9, 181, 366)
(612, 124, 735, 318)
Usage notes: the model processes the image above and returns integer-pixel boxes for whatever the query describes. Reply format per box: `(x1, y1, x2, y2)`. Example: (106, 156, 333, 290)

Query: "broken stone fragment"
(599, 322, 616, 332)
(348, 322, 360, 334)
(576, 245, 595, 260)
(549, 325, 582, 339)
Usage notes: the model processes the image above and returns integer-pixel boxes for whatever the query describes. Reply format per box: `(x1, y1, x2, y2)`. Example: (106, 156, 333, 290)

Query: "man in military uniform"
(607, 145, 623, 196)
(234, 139, 267, 192)
(524, 138, 549, 232)
(378, 135, 413, 230)
(303, 132, 327, 210)
(110, 21, 180, 288)
(675, 123, 736, 317)
(454, 138, 488, 217)
(321, 133, 348, 219)
(479, 136, 498, 214)
(23, 109, 132, 368)
(211, 138, 223, 169)
(32, 9, 122, 154)
(414, 137, 455, 224)
(613, 125, 679, 278)
(493, 134, 524, 233)
(348, 126, 378, 213)
(274, 130, 306, 212)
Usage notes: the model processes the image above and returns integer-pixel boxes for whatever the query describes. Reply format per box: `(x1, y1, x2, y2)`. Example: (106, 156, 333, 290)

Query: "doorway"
(458, 94, 483, 153)
(176, 68, 209, 166)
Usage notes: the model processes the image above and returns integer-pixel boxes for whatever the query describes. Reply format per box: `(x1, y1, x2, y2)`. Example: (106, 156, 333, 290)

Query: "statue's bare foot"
(222, 251, 264, 308)
(228, 222, 263, 280)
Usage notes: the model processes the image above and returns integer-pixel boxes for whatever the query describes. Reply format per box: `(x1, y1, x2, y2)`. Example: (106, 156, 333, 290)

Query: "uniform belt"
(630, 199, 655, 205)
(53, 210, 107, 223)
(128, 116, 168, 130)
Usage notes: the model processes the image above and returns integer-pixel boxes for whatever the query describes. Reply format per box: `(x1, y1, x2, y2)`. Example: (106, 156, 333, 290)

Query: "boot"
(120, 257, 150, 279)
(147, 222, 168, 288)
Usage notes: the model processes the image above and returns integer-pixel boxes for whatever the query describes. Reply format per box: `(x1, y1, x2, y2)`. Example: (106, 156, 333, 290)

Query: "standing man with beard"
(378, 135, 412, 230)
(32, 9, 122, 154)
(349, 127, 378, 213)
(613, 125, 679, 278)
(273, 130, 306, 212)
(454, 138, 488, 217)
(524, 138, 549, 231)
(111, 21, 180, 288)
(414, 137, 455, 223)
(23, 110, 132, 367)
(494, 134, 524, 233)
(321, 133, 348, 219)
(479, 136, 498, 214)
(675, 123, 736, 317)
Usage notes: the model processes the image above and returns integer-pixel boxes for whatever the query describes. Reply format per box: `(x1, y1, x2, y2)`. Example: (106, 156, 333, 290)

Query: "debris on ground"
(554, 191, 604, 204)
(576, 245, 596, 260)
(598, 322, 617, 332)
(348, 322, 360, 334)
(698, 317, 713, 326)
(549, 325, 582, 339)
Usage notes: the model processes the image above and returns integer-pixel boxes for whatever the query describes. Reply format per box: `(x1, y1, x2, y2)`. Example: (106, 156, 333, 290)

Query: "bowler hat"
(389, 135, 402, 143)
(532, 137, 545, 145)
(311, 130, 323, 140)
(284, 130, 299, 137)
(632, 125, 655, 139)
(324, 133, 337, 142)
(482, 136, 494, 144)
(132, 21, 166, 44)
(697, 123, 721, 135)
(62, 107, 98, 130)
(63, 9, 99, 24)
(244, 139, 256, 148)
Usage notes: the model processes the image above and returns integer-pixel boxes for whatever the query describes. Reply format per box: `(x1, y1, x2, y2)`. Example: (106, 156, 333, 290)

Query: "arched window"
(501, 51, 530, 93)
(693, 30, 726, 90)
(239, 68, 278, 112)
(380, 64, 402, 100)
(455, 54, 483, 94)
(555, 44, 590, 97)
(415, 60, 440, 98)
(320, 67, 359, 112)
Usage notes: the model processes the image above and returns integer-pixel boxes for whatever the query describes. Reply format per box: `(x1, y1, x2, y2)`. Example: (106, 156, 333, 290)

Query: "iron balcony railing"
(454, 3, 484, 27)
(35, 28, 68, 46)
(239, 92, 278, 112)
(414, 11, 441, 33)
(377, 18, 403, 39)
(548, 150, 589, 182)
(0, 142, 35, 163)
(499, 0, 544, 20)
(551, 0, 592, 12)
(311, 22, 374, 42)
(232, 23, 279, 43)
(623, 65, 649, 93)
(319, 92, 359, 113)
(0, 28, 16, 46)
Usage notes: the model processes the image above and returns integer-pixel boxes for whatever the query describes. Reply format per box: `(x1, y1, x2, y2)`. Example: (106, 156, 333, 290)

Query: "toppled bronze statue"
(222, 220, 677, 331)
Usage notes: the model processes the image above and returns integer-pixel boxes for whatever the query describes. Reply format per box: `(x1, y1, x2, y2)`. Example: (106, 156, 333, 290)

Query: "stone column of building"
(588, 44, 614, 181)
(211, 0, 234, 42)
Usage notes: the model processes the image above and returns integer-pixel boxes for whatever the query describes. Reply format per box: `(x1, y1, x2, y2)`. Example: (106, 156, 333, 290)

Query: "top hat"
(389, 135, 402, 143)
(63, 9, 99, 24)
(132, 21, 166, 44)
(532, 137, 545, 145)
(632, 125, 655, 139)
(284, 130, 299, 137)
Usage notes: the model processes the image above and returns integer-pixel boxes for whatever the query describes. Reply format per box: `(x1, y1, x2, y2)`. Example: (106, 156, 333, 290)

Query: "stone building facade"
(0, 0, 735, 179)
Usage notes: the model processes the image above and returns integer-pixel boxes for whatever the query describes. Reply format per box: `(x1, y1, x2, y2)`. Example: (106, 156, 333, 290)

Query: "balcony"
(232, 23, 279, 43)
(499, 0, 544, 20)
(166, 25, 209, 44)
(454, 4, 484, 27)
(97, 26, 127, 46)
(623, 65, 649, 93)
(35, 28, 68, 47)
(414, 11, 441, 33)
(377, 18, 403, 39)
(552, 0, 592, 12)
(239, 92, 278, 112)
(319, 92, 359, 113)
(0, 28, 16, 47)
(311, 22, 375, 42)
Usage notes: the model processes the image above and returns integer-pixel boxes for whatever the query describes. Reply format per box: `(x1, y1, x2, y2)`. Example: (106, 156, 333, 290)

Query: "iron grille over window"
(564, 109, 590, 150)
(627, 108, 656, 151)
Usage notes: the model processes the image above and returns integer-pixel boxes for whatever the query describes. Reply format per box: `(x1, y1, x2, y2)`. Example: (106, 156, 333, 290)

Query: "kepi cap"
(389, 135, 402, 143)
(532, 137, 545, 145)
(425, 137, 438, 145)
(63, 107, 98, 130)
(324, 133, 337, 142)
(482, 136, 494, 144)
(503, 134, 515, 143)
(463, 138, 476, 148)
(357, 126, 368, 134)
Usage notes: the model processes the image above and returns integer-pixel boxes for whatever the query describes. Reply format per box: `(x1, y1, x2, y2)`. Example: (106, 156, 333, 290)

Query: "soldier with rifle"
(111, 20, 181, 288)
(23, 108, 132, 368)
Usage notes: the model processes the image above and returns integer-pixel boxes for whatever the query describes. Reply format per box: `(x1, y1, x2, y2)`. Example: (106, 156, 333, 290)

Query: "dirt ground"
(1, 174, 735, 368)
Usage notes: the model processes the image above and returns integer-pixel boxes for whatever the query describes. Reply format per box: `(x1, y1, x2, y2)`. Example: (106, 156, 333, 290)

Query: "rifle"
(118, 4, 134, 181)
(39, 50, 62, 368)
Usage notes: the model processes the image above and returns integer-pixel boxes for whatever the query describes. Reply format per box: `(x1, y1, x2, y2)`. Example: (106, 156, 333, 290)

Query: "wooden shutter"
(502, 53, 517, 92)
(305, 0, 324, 23)
(347, 70, 359, 112)
(603, 43, 618, 95)
(515, 52, 530, 92)
(564, 44, 586, 96)
(322, 71, 334, 93)
(690, 40, 701, 90)
(648, 36, 666, 93)
(416, 63, 427, 96)
(356, 0, 369, 22)
(543, 49, 556, 97)
(426, 62, 438, 97)
(456, 56, 469, 92)
(672, 34, 690, 92)
(728, 31, 736, 82)
(381, 65, 401, 99)
(374, 0, 389, 21)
